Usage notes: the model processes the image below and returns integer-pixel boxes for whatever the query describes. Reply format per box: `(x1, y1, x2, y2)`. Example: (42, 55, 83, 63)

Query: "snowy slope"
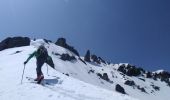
(0, 39, 138, 100)
(0, 39, 170, 100)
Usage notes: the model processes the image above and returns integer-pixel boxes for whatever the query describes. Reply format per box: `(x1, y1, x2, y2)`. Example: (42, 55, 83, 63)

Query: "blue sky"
(0, 0, 170, 71)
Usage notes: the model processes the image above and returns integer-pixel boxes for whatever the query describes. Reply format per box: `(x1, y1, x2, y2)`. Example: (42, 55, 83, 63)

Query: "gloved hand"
(24, 61, 27, 65)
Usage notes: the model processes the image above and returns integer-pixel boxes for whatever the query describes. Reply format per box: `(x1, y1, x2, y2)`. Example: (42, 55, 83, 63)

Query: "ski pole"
(21, 64, 26, 84)
(46, 64, 49, 76)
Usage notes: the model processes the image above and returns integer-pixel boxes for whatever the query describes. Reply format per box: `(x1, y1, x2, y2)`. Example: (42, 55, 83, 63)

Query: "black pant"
(36, 59, 54, 76)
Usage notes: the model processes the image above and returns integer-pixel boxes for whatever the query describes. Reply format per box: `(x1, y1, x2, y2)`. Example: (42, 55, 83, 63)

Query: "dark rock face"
(146, 72, 152, 78)
(124, 80, 135, 86)
(91, 55, 101, 64)
(159, 71, 170, 80)
(43, 39, 52, 44)
(118, 64, 143, 76)
(55, 38, 79, 57)
(115, 84, 126, 94)
(91, 55, 106, 64)
(56, 38, 66, 47)
(140, 87, 146, 93)
(97, 73, 102, 78)
(0, 37, 30, 51)
(126, 67, 141, 76)
(97, 73, 111, 82)
(103, 73, 110, 82)
(60, 54, 76, 61)
(84, 50, 91, 62)
(137, 86, 146, 93)
(117, 65, 126, 74)
(151, 85, 160, 91)
(152, 71, 170, 85)
(98, 57, 106, 64)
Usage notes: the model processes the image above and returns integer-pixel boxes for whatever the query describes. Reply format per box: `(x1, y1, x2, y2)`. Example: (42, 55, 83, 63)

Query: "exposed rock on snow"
(55, 38, 79, 57)
(84, 50, 91, 62)
(60, 53, 76, 61)
(117, 64, 144, 76)
(115, 84, 126, 94)
(124, 80, 135, 86)
(0, 37, 30, 51)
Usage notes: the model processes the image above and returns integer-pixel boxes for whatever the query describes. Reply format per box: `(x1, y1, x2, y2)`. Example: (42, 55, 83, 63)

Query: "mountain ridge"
(0, 36, 169, 100)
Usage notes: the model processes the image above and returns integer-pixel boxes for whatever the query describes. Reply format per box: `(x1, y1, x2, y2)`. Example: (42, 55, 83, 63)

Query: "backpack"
(37, 45, 48, 59)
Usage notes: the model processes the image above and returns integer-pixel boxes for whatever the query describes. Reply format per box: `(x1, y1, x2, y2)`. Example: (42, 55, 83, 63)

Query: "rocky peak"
(55, 38, 80, 57)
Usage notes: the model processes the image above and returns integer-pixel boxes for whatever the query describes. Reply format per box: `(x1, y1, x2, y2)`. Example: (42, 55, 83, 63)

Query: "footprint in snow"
(48, 94, 53, 97)
(0, 91, 4, 96)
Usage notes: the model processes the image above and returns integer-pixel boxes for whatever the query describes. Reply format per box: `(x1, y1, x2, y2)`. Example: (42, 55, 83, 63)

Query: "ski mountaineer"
(24, 45, 55, 84)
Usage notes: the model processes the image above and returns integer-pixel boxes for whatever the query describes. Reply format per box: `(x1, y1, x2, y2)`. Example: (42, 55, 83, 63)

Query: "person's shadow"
(43, 77, 63, 86)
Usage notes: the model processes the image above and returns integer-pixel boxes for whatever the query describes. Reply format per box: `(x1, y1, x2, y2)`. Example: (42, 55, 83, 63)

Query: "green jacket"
(25, 51, 52, 64)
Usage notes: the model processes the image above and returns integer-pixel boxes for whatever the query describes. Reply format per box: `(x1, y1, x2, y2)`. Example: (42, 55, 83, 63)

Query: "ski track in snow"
(43, 85, 101, 100)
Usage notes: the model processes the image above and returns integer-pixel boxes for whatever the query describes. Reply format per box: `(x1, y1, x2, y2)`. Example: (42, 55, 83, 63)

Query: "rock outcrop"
(115, 84, 126, 94)
(55, 38, 80, 57)
(0, 37, 30, 51)
(84, 50, 91, 62)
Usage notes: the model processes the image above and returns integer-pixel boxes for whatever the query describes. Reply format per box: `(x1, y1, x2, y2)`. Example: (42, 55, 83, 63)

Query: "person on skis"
(24, 45, 55, 84)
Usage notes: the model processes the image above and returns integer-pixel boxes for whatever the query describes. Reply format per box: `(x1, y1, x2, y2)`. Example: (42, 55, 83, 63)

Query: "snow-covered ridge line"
(0, 38, 170, 100)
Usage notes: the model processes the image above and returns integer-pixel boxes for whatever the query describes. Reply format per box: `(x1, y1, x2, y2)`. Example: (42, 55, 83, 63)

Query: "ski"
(26, 77, 49, 85)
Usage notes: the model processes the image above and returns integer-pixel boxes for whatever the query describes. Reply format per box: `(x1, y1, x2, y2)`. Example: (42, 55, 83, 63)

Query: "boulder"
(102, 73, 110, 82)
(97, 73, 102, 78)
(140, 87, 146, 93)
(124, 80, 135, 86)
(137, 86, 146, 93)
(97, 73, 110, 82)
(115, 84, 126, 94)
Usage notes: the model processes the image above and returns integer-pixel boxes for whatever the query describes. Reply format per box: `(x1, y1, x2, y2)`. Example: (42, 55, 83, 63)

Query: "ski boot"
(37, 75, 44, 84)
